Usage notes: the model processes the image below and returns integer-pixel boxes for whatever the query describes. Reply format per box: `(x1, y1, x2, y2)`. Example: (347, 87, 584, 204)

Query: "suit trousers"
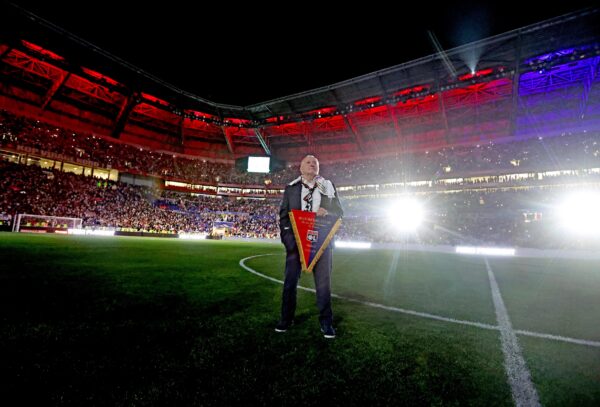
(280, 245, 333, 326)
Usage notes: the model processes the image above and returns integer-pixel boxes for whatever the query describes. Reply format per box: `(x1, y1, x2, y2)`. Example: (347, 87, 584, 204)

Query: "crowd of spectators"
(1, 161, 278, 237)
(3, 159, 599, 249)
(0, 110, 256, 184)
(324, 134, 600, 185)
(2, 110, 600, 249)
(2, 110, 599, 188)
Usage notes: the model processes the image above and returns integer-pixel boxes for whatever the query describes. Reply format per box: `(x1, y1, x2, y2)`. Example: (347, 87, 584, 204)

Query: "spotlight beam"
(428, 31, 457, 79)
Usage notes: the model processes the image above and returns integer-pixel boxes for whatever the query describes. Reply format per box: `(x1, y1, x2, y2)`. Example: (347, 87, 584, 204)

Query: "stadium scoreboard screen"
(247, 156, 270, 173)
(235, 155, 285, 173)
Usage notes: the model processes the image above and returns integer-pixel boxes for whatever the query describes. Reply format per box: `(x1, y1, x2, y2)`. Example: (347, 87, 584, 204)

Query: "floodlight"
(386, 199, 424, 232)
(557, 191, 600, 236)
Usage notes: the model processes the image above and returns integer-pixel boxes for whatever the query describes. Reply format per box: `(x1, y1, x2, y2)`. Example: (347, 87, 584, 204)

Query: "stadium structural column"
(509, 34, 523, 138)
(387, 105, 403, 146)
(580, 59, 595, 117)
(376, 75, 404, 146)
(0, 44, 12, 60)
(221, 126, 236, 155)
(342, 115, 366, 154)
(178, 115, 185, 146)
(331, 88, 365, 153)
(112, 91, 139, 139)
(434, 74, 450, 144)
(303, 122, 313, 152)
(41, 72, 69, 110)
(253, 128, 270, 156)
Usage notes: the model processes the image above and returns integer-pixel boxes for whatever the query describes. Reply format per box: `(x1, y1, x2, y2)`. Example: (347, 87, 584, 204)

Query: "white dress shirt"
(300, 178, 321, 212)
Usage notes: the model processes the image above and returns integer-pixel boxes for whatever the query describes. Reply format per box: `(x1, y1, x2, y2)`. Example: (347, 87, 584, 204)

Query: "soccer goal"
(12, 214, 83, 233)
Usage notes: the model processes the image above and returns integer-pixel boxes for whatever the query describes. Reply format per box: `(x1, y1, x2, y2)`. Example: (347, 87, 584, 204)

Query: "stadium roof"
(4, 1, 596, 106)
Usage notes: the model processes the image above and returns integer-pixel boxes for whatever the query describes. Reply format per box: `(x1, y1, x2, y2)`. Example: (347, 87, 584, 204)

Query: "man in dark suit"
(275, 154, 343, 338)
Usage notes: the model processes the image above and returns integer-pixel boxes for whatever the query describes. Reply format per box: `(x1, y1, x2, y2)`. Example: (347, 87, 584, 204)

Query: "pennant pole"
(289, 212, 309, 272)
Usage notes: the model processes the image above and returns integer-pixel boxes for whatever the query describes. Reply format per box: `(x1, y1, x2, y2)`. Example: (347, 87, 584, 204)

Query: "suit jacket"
(279, 180, 343, 252)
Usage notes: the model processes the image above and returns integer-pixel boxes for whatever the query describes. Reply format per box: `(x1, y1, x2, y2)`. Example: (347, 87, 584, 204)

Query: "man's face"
(300, 155, 319, 178)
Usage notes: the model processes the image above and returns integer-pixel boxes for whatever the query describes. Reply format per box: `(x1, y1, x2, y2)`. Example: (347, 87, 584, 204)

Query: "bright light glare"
(335, 241, 372, 249)
(386, 199, 424, 231)
(558, 192, 600, 236)
(455, 246, 515, 256)
(179, 233, 208, 240)
(68, 229, 115, 236)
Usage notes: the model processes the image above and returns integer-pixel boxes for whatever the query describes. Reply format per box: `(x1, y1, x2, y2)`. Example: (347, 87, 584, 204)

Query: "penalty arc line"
(239, 254, 600, 349)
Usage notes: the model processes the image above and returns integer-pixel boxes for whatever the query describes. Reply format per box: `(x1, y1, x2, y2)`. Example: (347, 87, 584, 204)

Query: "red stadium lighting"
(458, 68, 494, 81)
(141, 93, 170, 107)
(21, 40, 64, 61)
(394, 85, 430, 97)
(305, 107, 336, 116)
(354, 96, 381, 106)
(225, 118, 253, 127)
(189, 110, 218, 121)
(81, 67, 120, 87)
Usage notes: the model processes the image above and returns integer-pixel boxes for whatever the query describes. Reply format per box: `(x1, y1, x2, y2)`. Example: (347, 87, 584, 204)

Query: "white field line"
(513, 329, 600, 347)
(485, 258, 540, 407)
(239, 254, 600, 348)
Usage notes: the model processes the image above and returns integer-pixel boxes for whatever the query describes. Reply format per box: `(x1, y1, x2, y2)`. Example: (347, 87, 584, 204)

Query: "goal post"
(13, 214, 83, 233)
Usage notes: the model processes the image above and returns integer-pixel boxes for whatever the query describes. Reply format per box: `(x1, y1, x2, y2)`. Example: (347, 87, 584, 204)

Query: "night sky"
(6, 1, 596, 106)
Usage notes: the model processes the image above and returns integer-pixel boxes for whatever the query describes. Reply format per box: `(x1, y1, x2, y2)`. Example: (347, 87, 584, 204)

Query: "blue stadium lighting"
(524, 46, 581, 65)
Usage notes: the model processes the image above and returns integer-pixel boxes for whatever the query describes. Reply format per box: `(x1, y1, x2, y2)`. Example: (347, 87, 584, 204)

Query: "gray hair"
(301, 154, 319, 163)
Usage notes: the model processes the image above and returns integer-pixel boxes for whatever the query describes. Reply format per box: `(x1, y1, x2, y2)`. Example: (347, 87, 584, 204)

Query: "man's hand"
(317, 208, 328, 217)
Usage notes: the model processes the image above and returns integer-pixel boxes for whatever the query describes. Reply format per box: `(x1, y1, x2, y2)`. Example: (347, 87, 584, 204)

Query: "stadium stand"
(1, 7, 599, 249)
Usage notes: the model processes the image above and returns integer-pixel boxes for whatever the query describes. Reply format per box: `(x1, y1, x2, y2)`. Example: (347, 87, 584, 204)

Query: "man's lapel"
(289, 183, 302, 210)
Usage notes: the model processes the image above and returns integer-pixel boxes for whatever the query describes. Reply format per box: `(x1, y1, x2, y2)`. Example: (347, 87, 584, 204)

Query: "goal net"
(13, 214, 83, 233)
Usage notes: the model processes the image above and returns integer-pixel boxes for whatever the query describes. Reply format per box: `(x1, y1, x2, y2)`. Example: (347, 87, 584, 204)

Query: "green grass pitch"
(1, 233, 599, 405)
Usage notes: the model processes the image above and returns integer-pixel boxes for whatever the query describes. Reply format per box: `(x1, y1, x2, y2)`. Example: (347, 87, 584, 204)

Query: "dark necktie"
(302, 182, 317, 212)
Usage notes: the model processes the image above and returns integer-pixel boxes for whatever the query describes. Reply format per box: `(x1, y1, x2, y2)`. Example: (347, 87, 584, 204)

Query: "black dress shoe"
(275, 320, 293, 333)
(321, 324, 336, 338)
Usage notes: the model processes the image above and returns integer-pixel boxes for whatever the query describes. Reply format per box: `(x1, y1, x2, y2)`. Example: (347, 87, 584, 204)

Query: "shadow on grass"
(1, 264, 510, 406)
(1, 270, 248, 405)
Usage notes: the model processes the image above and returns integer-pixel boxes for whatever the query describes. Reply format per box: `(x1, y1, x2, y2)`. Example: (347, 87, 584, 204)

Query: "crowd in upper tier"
(2, 109, 599, 188)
